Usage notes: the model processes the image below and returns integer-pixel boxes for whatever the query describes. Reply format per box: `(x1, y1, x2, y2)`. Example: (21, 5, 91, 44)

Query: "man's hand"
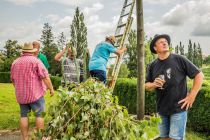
(153, 78, 165, 88)
(145, 78, 166, 91)
(50, 89, 55, 97)
(178, 93, 196, 110)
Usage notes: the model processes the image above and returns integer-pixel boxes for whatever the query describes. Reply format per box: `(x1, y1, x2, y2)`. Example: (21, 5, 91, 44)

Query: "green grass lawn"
(0, 83, 208, 140)
(0, 83, 57, 130)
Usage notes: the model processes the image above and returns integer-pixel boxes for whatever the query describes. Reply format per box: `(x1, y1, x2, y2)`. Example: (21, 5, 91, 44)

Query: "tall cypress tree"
(40, 23, 60, 75)
(126, 30, 155, 77)
(187, 39, 193, 62)
(179, 41, 184, 55)
(70, 7, 88, 59)
(193, 42, 197, 66)
(57, 32, 66, 51)
(197, 43, 203, 67)
(175, 45, 179, 54)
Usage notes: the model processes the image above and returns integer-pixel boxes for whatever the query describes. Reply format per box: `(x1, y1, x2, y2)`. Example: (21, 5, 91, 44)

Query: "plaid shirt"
(11, 53, 49, 104)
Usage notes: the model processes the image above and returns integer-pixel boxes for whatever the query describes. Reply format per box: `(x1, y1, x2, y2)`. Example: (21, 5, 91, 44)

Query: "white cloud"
(162, 4, 191, 26)
(191, 13, 210, 36)
(144, 0, 176, 5)
(3, 0, 42, 6)
(0, 21, 42, 47)
(83, 2, 104, 16)
(49, 0, 98, 6)
(56, 16, 72, 29)
(46, 14, 60, 22)
(161, 0, 210, 36)
(85, 15, 117, 54)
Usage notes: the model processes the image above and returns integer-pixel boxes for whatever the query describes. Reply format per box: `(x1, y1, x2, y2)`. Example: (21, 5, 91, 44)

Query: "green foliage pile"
(37, 79, 160, 140)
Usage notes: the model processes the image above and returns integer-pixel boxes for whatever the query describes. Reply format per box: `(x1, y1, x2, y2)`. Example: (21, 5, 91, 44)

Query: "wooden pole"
(136, 0, 145, 120)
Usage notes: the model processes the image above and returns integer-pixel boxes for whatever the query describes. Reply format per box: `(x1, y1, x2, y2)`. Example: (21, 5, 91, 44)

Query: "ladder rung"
(117, 23, 126, 28)
(110, 56, 118, 59)
(123, 3, 132, 8)
(120, 13, 129, 18)
(115, 34, 123, 38)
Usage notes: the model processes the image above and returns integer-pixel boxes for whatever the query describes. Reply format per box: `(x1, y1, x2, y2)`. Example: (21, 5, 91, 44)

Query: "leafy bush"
(0, 72, 11, 83)
(187, 87, 210, 134)
(50, 76, 61, 90)
(113, 78, 210, 134)
(113, 78, 156, 115)
(36, 79, 160, 140)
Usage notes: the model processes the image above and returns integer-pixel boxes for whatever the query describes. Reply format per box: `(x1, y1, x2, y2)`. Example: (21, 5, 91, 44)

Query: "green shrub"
(113, 78, 210, 134)
(0, 72, 11, 83)
(188, 87, 210, 134)
(113, 78, 156, 115)
(50, 76, 61, 90)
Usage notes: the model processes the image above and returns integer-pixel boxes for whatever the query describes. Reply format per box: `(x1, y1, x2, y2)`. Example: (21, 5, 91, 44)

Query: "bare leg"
(20, 117, 29, 140)
(36, 117, 44, 130)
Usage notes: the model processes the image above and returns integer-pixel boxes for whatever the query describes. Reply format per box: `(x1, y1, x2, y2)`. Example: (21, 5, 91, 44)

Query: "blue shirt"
(89, 42, 117, 72)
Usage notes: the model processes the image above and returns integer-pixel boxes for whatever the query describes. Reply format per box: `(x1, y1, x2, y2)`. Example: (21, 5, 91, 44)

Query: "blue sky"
(0, 0, 210, 55)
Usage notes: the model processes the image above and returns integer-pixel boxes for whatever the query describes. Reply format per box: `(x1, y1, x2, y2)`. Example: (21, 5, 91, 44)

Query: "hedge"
(113, 78, 210, 134)
(113, 78, 156, 115)
(50, 76, 61, 90)
(0, 72, 11, 83)
(0, 72, 61, 90)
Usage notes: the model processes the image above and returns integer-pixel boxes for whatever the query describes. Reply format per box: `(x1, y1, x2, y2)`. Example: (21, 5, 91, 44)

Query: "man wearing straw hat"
(11, 42, 54, 140)
(89, 35, 127, 84)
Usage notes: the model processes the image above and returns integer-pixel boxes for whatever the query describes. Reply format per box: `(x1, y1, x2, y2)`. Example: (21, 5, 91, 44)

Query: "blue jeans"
(90, 70, 106, 84)
(19, 96, 45, 117)
(158, 111, 187, 140)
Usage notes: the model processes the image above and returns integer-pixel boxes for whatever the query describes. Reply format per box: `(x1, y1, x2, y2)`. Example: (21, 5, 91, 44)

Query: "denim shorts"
(158, 111, 187, 140)
(19, 96, 45, 117)
(90, 70, 106, 84)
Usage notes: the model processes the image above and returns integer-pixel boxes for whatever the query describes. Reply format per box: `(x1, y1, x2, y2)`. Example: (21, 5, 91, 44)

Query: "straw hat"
(22, 42, 37, 53)
(106, 35, 116, 45)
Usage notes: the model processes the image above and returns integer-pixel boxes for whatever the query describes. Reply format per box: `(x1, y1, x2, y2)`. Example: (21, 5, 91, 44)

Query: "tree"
(187, 40, 193, 62)
(0, 51, 4, 64)
(197, 43, 203, 67)
(175, 45, 179, 54)
(193, 42, 198, 66)
(145, 37, 155, 66)
(126, 30, 137, 77)
(70, 7, 88, 58)
(57, 32, 66, 51)
(126, 30, 155, 77)
(0, 40, 22, 72)
(179, 42, 184, 55)
(118, 63, 130, 78)
(40, 23, 60, 75)
(3, 40, 21, 59)
(204, 55, 210, 65)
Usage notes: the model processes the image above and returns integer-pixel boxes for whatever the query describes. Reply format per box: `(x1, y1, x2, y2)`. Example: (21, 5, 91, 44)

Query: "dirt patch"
(0, 130, 21, 140)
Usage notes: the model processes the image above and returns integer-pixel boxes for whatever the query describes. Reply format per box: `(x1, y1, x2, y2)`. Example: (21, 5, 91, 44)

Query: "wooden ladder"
(107, 0, 135, 89)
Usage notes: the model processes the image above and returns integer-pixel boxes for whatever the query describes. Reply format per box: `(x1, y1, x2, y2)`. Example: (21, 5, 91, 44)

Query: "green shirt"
(38, 52, 50, 69)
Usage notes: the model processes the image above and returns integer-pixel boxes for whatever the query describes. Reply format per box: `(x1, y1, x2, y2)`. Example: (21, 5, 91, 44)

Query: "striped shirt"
(62, 58, 83, 83)
(11, 53, 48, 104)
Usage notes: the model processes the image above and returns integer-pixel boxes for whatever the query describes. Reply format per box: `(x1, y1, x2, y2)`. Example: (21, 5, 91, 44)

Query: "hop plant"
(34, 79, 160, 140)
